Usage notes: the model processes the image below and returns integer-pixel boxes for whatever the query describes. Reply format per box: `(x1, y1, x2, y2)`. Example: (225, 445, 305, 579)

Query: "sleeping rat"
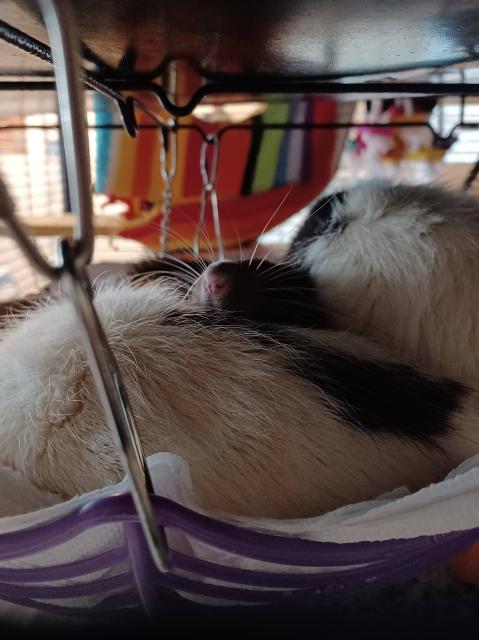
(190, 258, 329, 327)
(1, 280, 478, 518)
(288, 181, 479, 384)
(133, 257, 329, 328)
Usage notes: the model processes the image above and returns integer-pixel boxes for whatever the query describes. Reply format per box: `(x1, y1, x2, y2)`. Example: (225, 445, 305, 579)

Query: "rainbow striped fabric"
(93, 94, 348, 250)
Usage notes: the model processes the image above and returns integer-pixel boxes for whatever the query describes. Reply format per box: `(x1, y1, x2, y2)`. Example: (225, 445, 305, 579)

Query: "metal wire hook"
(193, 134, 223, 258)
(159, 121, 177, 255)
(0, 0, 170, 573)
(0, 0, 94, 277)
(60, 240, 170, 573)
(0, 179, 61, 279)
(193, 134, 219, 259)
(199, 133, 219, 189)
(159, 121, 177, 182)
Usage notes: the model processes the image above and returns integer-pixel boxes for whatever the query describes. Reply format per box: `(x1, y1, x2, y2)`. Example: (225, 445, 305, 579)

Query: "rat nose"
(205, 272, 227, 296)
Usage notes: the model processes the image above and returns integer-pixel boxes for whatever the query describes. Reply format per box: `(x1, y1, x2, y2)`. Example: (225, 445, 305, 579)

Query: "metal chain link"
(159, 121, 177, 256)
(193, 133, 224, 260)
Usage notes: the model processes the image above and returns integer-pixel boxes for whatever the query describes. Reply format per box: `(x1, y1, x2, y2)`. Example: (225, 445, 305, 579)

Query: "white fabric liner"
(1, 452, 478, 623)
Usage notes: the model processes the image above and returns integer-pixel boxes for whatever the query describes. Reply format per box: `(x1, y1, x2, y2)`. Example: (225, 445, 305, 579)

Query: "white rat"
(0, 282, 478, 518)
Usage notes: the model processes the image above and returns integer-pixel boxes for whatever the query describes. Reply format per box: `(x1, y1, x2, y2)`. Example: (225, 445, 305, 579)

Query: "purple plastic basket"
(0, 492, 477, 619)
(2, 0, 478, 625)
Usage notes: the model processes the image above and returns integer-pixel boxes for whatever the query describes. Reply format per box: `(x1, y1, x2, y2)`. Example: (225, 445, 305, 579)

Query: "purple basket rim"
(0, 492, 477, 567)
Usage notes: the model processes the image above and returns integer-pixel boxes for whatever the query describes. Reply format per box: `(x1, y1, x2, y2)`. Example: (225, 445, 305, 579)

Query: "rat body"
(289, 181, 479, 384)
(0, 282, 478, 518)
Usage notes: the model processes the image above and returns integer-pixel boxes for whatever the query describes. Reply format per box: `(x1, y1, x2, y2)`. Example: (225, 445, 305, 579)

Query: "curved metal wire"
(0, 180, 60, 279)
(193, 134, 223, 258)
(39, 0, 94, 268)
(0, 0, 170, 574)
(59, 241, 171, 573)
(3, 18, 479, 119)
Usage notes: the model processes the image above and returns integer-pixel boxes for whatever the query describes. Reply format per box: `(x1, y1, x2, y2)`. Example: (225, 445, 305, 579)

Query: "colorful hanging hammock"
(94, 94, 349, 252)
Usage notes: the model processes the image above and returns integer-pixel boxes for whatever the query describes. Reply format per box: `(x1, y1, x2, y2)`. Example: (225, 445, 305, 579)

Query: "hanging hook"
(193, 133, 223, 259)
(159, 120, 177, 255)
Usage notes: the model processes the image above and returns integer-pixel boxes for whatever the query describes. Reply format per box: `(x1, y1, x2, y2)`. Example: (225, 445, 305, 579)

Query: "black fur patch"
(288, 192, 344, 255)
(285, 342, 468, 441)
(141, 291, 467, 442)
(202, 259, 330, 328)
(131, 257, 206, 282)
(222, 323, 468, 441)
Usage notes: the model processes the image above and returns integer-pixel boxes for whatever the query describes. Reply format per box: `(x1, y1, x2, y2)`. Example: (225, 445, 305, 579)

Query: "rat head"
(191, 258, 325, 327)
(288, 181, 479, 382)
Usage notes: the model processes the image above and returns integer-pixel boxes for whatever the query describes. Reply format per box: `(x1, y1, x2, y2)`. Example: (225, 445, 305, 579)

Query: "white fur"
(0, 282, 478, 518)
(293, 181, 479, 384)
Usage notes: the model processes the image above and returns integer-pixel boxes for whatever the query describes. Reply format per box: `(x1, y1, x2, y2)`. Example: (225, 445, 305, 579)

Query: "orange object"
(449, 542, 479, 585)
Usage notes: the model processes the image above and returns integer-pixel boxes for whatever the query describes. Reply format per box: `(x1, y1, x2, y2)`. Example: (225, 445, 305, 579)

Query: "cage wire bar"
(4, 16, 479, 120)
(0, 0, 171, 574)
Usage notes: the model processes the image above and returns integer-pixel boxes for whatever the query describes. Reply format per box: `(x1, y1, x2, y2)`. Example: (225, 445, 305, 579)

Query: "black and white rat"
(132, 257, 329, 328)
(288, 180, 479, 384)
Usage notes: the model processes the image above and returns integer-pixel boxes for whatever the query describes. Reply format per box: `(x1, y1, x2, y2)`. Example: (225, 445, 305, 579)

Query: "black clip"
(117, 96, 138, 138)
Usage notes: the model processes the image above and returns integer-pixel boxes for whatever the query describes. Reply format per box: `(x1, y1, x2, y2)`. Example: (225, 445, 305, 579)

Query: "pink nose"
(205, 273, 227, 296)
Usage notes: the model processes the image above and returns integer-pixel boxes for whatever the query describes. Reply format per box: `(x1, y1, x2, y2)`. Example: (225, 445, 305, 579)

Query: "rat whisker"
(250, 186, 294, 268)
(258, 192, 339, 266)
